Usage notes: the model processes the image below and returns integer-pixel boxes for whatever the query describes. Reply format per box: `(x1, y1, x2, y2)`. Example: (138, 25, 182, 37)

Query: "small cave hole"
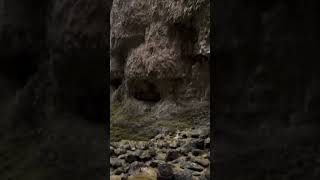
(132, 81, 161, 103)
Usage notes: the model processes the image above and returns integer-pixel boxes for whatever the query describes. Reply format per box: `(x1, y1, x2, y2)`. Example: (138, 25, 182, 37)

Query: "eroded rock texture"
(110, 128, 210, 179)
(0, 0, 112, 179)
(215, 0, 320, 179)
(110, 0, 210, 140)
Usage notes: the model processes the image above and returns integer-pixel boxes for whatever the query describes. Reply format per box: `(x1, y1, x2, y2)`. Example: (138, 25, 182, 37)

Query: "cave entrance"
(130, 80, 161, 103)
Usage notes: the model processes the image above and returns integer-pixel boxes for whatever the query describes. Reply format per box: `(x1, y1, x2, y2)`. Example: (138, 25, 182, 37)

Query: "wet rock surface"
(110, 128, 211, 180)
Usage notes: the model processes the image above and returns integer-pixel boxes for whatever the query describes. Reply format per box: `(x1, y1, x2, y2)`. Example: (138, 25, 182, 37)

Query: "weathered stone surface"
(109, 0, 211, 179)
(113, 167, 125, 175)
(191, 129, 202, 138)
(169, 140, 178, 148)
(174, 169, 193, 180)
(128, 161, 146, 175)
(114, 148, 126, 156)
(192, 157, 210, 167)
(136, 141, 148, 150)
(150, 160, 165, 168)
(179, 143, 192, 155)
(110, 0, 210, 141)
(199, 169, 210, 180)
(190, 139, 205, 150)
(165, 150, 180, 161)
(183, 162, 204, 172)
(128, 167, 157, 180)
(155, 153, 166, 161)
(140, 150, 152, 161)
(157, 163, 174, 180)
(110, 128, 210, 179)
(110, 158, 125, 168)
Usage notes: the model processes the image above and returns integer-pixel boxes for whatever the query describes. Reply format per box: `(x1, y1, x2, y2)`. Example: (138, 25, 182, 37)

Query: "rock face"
(110, 0, 210, 140)
(215, 0, 320, 179)
(110, 128, 210, 180)
(0, 0, 112, 179)
(45, 0, 111, 122)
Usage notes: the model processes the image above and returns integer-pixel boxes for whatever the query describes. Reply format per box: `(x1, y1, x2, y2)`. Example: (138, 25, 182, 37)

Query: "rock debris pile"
(110, 128, 211, 180)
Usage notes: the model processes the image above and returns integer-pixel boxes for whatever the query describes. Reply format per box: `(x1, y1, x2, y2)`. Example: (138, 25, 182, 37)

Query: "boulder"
(140, 150, 152, 161)
(128, 161, 146, 175)
(110, 158, 125, 168)
(150, 160, 165, 168)
(155, 152, 166, 161)
(165, 150, 180, 161)
(157, 163, 174, 180)
(114, 167, 125, 175)
(183, 162, 204, 172)
(173, 169, 193, 180)
(190, 139, 205, 150)
(192, 157, 210, 167)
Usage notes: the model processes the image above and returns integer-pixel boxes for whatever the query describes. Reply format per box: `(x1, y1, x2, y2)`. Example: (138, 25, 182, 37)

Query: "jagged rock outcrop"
(215, 0, 320, 179)
(110, 0, 210, 140)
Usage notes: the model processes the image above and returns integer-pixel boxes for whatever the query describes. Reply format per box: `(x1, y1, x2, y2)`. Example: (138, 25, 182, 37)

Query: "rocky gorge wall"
(0, 0, 112, 179)
(109, 1, 211, 179)
(214, 0, 320, 179)
(110, 0, 210, 141)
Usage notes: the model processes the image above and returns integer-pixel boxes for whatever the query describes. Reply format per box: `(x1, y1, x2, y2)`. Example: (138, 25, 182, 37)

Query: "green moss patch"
(110, 101, 196, 141)
(111, 111, 153, 141)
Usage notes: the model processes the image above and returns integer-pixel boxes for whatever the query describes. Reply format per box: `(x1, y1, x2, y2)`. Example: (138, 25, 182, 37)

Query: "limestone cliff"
(110, 0, 210, 141)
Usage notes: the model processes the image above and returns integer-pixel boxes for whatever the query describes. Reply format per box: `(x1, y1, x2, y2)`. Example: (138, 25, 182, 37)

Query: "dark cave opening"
(131, 81, 161, 103)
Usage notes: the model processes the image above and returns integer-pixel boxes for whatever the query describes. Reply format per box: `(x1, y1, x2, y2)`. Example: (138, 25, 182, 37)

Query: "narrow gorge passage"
(110, 0, 210, 179)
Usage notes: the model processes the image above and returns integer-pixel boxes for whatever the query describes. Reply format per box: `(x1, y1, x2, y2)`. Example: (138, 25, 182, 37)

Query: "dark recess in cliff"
(110, 0, 210, 141)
